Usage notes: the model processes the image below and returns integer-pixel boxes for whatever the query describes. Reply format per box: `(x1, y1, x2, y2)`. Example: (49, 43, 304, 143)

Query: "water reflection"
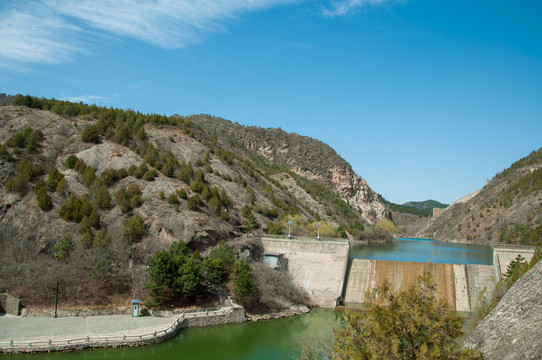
(349, 237, 493, 265)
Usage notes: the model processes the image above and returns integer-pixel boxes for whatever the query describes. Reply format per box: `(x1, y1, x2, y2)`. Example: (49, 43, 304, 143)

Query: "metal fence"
(0, 306, 233, 351)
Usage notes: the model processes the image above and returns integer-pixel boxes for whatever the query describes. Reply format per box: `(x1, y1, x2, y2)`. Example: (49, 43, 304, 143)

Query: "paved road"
(0, 314, 175, 342)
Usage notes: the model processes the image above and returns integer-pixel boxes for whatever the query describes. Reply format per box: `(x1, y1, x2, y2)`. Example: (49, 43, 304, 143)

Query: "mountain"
(185, 114, 390, 224)
(419, 148, 542, 245)
(0, 95, 389, 306)
(402, 200, 448, 213)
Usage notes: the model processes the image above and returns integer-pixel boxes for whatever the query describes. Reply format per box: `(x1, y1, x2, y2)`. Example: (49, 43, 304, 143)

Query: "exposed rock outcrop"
(464, 260, 542, 359)
(188, 115, 390, 223)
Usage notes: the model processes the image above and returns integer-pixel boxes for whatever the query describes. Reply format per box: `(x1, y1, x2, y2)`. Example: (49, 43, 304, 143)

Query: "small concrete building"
(263, 253, 285, 269)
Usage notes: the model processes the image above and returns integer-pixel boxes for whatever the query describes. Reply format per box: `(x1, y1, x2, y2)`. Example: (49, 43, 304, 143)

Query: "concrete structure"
(343, 246, 536, 313)
(343, 259, 497, 313)
(493, 245, 536, 280)
(260, 236, 349, 307)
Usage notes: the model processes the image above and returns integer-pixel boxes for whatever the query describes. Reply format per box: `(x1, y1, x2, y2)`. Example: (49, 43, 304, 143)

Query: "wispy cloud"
(0, 0, 400, 68)
(60, 95, 112, 105)
(323, 0, 397, 17)
(0, 0, 292, 66)
(0, 2, 82, 66)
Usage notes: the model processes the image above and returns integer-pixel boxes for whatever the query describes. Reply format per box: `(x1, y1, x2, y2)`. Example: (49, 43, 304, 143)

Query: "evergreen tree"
(333, 273, 482, 360)
(231, 260, 255, 305)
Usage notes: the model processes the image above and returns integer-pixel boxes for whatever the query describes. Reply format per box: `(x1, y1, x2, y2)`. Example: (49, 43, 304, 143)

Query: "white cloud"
(0, 0, 399, 67)
(0, 3, 82, 65)
(60, 95, 112, 105)
(0, 0, 293, 66)
(323, 0, 395, 17)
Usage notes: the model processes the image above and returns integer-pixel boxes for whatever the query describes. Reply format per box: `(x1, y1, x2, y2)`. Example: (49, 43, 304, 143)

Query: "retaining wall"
(260, 237, 349, 307)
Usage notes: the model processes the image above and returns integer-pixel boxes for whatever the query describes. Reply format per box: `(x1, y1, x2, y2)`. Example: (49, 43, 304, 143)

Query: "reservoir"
(5, 238, 492, 359)
(350, 237, 493, 265)
(3, 309, 342, 360)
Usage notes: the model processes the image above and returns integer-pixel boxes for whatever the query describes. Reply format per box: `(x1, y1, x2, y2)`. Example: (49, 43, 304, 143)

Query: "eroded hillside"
(419, 148, 542, 245)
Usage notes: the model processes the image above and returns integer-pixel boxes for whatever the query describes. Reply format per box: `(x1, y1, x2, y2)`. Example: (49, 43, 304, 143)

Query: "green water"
(5, 309, 342, 360)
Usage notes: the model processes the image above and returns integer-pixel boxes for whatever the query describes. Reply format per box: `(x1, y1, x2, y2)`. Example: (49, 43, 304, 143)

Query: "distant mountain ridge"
(403, 200, 448, 213)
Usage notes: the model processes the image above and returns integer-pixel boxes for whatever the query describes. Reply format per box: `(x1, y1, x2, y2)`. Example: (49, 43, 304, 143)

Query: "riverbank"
(0, 303, 245, 354)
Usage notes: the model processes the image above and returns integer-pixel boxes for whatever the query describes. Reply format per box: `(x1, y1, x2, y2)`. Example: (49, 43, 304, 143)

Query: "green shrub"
(36, 187, 53, 211)
(89, 208, 100, 229)
(131, 195, 143, 208)
(100, 169, 118, 186)
(53, 234, 74, 262)
(127, 165, 137, 176)
(91, 257, 114, 280)
(143, 169, 157, 181)
(6, 132, 25, 148)
(190, 179, 204, 193)
(93, 229, 110, 249)
(56, 178, 68, 196)
(81, 124, 99, 143)
(177, 188, 187, 199)
(66, 154, 78, 169)
(94, 185, 112, 209)
(80, 230, 93, 248)
(231, 260, 255, 305)
(7, 174, 29, 195)
(46, 166, 64, 192)
(59, 194, 83, 221)
(267, 221, 282, 235)
(187, 194, 201, 211)
(167, 193, 179, 205)
(79, 215, 91, 234)
(124, 212, 147, 244)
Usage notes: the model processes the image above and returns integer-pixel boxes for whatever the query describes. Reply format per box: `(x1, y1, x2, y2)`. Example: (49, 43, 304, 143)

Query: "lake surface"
(5, 309, 342, 360)
(350, 237, 493, 265)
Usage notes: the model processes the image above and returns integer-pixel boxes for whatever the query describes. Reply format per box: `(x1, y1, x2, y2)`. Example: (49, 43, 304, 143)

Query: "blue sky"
(1, 0, 541, 205)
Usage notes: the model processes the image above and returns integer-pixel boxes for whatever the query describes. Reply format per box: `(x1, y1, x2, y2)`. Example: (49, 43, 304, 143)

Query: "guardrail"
(0, 307, 233, 352)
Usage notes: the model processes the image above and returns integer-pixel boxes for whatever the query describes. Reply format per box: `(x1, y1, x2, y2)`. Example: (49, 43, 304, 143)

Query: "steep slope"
(186, 115, 390, 223)
(0, 97, 386, 307)
(464, 259, 542, 359)
(419, 148, 542, 244)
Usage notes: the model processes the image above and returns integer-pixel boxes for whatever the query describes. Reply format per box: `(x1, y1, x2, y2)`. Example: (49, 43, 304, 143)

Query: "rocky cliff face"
(188, 115, 390, 223)
(464, 260, 542, 359)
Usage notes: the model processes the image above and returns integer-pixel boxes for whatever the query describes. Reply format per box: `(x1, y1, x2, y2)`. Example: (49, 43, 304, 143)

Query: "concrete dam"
(260, 237, 535, 312)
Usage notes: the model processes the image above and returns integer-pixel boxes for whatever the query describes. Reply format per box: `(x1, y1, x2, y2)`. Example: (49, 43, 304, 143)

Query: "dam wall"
(493, 245, 536, 280)
(260, 236, 349, 308)
(343, 259, 497, 313)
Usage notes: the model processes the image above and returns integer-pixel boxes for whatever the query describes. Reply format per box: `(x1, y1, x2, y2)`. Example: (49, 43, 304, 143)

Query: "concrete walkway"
(0, 314, 175, 342)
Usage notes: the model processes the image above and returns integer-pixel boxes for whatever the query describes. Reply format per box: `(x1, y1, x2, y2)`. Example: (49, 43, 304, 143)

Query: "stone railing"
(0, 304, 245, 354)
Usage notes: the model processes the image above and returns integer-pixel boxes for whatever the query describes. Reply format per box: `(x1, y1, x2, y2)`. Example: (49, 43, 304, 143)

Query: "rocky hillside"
(186, 115, 390, 223)
(0, 96, 388, 306)
(464, 259, 542, 359)
(419, 148, 542, 245)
